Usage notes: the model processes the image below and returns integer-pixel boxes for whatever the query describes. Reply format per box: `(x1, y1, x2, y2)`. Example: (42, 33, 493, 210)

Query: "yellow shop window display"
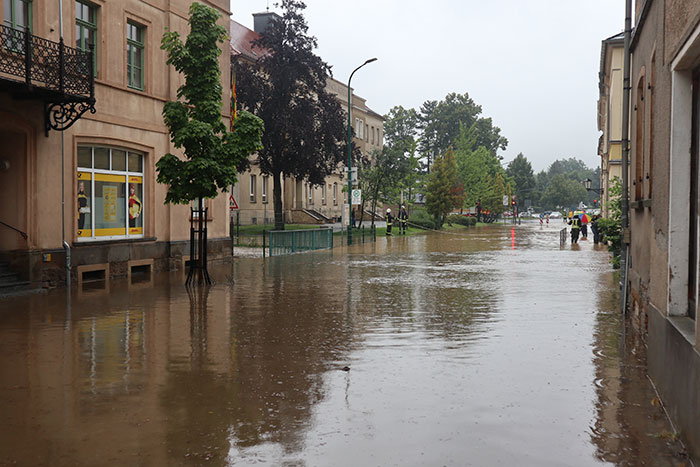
(76, 146, 144, 241)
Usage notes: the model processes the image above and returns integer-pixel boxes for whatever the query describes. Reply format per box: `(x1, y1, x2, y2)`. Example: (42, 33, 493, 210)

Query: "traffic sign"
(229, 194, 238, 210)
(351, 188, 362, 205)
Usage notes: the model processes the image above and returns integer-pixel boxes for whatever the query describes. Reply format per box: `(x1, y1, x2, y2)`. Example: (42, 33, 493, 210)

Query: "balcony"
(0, 24, 96, 134)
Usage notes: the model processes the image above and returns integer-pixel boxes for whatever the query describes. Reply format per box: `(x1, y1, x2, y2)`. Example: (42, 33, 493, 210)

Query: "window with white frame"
(250, 174, 256, 203)
(308, 183, 314, 205)
(262, 175, 268, 203)
(321, 184, 326, 205)
(333, 182, 338, 205)
(76, 146, 144, 241)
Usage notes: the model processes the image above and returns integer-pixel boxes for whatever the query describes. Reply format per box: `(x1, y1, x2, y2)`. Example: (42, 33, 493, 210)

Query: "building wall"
(0, 0, 234, 286)
(629, 0, 700, 460)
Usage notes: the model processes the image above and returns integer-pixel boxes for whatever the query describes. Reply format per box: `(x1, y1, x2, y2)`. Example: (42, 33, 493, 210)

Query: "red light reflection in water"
(511, 227, 515, 250)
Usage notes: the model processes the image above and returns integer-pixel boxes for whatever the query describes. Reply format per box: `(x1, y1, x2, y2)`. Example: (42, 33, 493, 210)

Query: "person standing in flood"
(591, 215, 601, 244)
(385, 208, 393, 236)
(569, 214, 581, 243)
(398, 205, 408, 234)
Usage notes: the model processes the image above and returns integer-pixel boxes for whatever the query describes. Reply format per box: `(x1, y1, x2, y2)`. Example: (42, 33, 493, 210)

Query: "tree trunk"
(273, 170, 284, 230)
(359, 198, 366, 227)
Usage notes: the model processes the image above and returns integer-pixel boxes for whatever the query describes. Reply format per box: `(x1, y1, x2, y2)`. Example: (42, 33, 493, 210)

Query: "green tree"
(358, 147, 412, 227)
(426, 148, 463, 227)
(234, 0, 347, 230)
(157, 3, 264, 283)
(506, 153, 536, 206)
(540, 173, 588, 210)
(418, 92, 508, 172)
(597, 176, 622, 267)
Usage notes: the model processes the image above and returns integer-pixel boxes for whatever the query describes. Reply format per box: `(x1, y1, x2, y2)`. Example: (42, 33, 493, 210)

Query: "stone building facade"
(626, 0, 700, 460)
(0, 0, 234, 288)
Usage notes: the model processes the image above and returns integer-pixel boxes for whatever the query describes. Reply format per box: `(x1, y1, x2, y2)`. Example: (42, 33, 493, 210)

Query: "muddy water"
(0, 222, 688, 466)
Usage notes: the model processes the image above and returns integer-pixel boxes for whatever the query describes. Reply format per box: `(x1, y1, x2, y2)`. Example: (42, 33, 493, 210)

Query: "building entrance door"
(0, 130, 28, 252)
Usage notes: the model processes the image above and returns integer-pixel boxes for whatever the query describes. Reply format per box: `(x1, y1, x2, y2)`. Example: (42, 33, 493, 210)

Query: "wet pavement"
(0, 222, 690, 466)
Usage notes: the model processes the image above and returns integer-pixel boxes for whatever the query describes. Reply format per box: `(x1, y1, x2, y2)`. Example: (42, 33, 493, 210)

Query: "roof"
(230, 19, 264, 61)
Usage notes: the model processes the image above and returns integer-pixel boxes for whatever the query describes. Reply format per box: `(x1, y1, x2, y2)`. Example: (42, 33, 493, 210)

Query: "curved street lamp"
(347, 58, 377, 245)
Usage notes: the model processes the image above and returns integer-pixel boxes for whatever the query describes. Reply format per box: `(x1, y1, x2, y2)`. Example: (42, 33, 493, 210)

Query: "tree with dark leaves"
(234, 0, 347, 230)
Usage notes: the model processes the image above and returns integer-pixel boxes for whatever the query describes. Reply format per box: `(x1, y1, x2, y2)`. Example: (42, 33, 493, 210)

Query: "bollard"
(263, 229, 266, 258)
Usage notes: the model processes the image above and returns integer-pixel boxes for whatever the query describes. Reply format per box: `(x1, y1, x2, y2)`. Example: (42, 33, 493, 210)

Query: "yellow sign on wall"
(103, 185, 117, 222)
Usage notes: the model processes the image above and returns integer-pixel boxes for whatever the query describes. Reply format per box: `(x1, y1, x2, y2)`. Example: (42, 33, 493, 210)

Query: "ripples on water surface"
(0, 222, 688, 466)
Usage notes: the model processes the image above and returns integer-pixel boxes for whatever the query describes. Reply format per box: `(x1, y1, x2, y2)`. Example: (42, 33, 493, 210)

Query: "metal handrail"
(0, 220, 28, 240)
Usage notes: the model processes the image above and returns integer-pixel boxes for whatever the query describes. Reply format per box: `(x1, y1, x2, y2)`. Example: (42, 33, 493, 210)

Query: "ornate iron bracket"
(44, 99, 96, 136)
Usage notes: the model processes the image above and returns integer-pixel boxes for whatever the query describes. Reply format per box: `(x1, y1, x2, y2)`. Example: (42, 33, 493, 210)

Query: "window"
(126, 21, 144, 90)
(308, 183, 313, 205)
(262, 175, 268, 203)
(321, 184, 326, 205)
(4, 0, 31, 31)
(333, 182, 337, 205)
(76, 1, 97, 75)
(365, 123, 369, 141)
(76, 146, 144, 241)
(634, 77, 645, 201)
(249, 174, 256, 203)
(371, 127, 375, 144)
(356, 119, 364, 139)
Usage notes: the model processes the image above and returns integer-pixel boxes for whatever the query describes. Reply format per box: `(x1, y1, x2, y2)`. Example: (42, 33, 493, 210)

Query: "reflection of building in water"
(0, 260, 355, 464)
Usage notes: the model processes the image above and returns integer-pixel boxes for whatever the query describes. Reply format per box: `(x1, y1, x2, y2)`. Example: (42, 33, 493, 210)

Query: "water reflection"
(0, 222, 687, 466)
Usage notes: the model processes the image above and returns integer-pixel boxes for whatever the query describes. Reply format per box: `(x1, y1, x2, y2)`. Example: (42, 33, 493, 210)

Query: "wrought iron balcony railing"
(0, 24, 96, 134)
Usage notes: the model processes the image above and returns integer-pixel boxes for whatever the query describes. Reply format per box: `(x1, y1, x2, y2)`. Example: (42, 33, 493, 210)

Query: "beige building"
(597, 32, 625, 216)
(229, 15, 384, 226)
(0, 0, 234, 289)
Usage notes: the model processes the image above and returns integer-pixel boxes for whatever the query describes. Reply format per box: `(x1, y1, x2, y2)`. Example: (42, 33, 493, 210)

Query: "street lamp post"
(347, 57, 377, 245)
(582, 178, 603, 194)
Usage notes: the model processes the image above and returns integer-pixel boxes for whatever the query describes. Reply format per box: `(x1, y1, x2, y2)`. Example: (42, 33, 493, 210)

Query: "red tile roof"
(230, 19, 266, 61)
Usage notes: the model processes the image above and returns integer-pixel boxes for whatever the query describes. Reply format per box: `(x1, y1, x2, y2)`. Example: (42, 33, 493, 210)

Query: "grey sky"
(230, 0, 624, 172)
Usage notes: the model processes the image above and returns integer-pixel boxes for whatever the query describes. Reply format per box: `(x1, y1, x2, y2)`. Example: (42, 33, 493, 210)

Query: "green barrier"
(268, 228, 333, 256)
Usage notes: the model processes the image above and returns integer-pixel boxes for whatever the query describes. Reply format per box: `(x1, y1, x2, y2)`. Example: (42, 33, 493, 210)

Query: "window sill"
(74, 236, 157, 247)
(668, 315, 696, 347)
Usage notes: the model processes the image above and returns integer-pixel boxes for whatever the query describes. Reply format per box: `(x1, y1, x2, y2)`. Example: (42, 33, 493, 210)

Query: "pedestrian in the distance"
(385, 208, 393, 236)
(399, 205, 408, 234)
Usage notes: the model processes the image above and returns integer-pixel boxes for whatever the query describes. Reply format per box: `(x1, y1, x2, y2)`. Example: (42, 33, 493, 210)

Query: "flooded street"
(0, 223, 688, 466)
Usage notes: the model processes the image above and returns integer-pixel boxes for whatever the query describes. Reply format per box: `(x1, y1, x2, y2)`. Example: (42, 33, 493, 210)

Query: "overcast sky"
(229, 0, 624, 172)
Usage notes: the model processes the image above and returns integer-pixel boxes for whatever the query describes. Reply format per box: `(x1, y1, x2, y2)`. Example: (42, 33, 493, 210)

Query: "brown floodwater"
(0, 222, 690, 466)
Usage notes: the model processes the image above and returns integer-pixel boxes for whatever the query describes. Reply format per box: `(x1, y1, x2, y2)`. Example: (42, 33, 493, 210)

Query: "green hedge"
(409, 209, 437, 230)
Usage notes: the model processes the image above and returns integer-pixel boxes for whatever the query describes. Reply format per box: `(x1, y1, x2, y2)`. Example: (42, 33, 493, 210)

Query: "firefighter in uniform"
(398, 205, 408, 234)
(385, 208, 393, 236)
(569, 214, 581, 244)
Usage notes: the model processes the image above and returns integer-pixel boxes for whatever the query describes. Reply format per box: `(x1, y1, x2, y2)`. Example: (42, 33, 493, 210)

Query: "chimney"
(252, 11, 281, 35)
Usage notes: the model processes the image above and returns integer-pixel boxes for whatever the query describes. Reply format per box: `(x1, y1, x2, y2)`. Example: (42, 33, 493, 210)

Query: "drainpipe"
(59, 0, 71, 288)
(620, 0, 632, 314)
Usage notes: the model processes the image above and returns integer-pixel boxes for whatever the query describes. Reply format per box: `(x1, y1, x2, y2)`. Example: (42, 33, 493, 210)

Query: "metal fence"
(268, 228, 333, 256)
